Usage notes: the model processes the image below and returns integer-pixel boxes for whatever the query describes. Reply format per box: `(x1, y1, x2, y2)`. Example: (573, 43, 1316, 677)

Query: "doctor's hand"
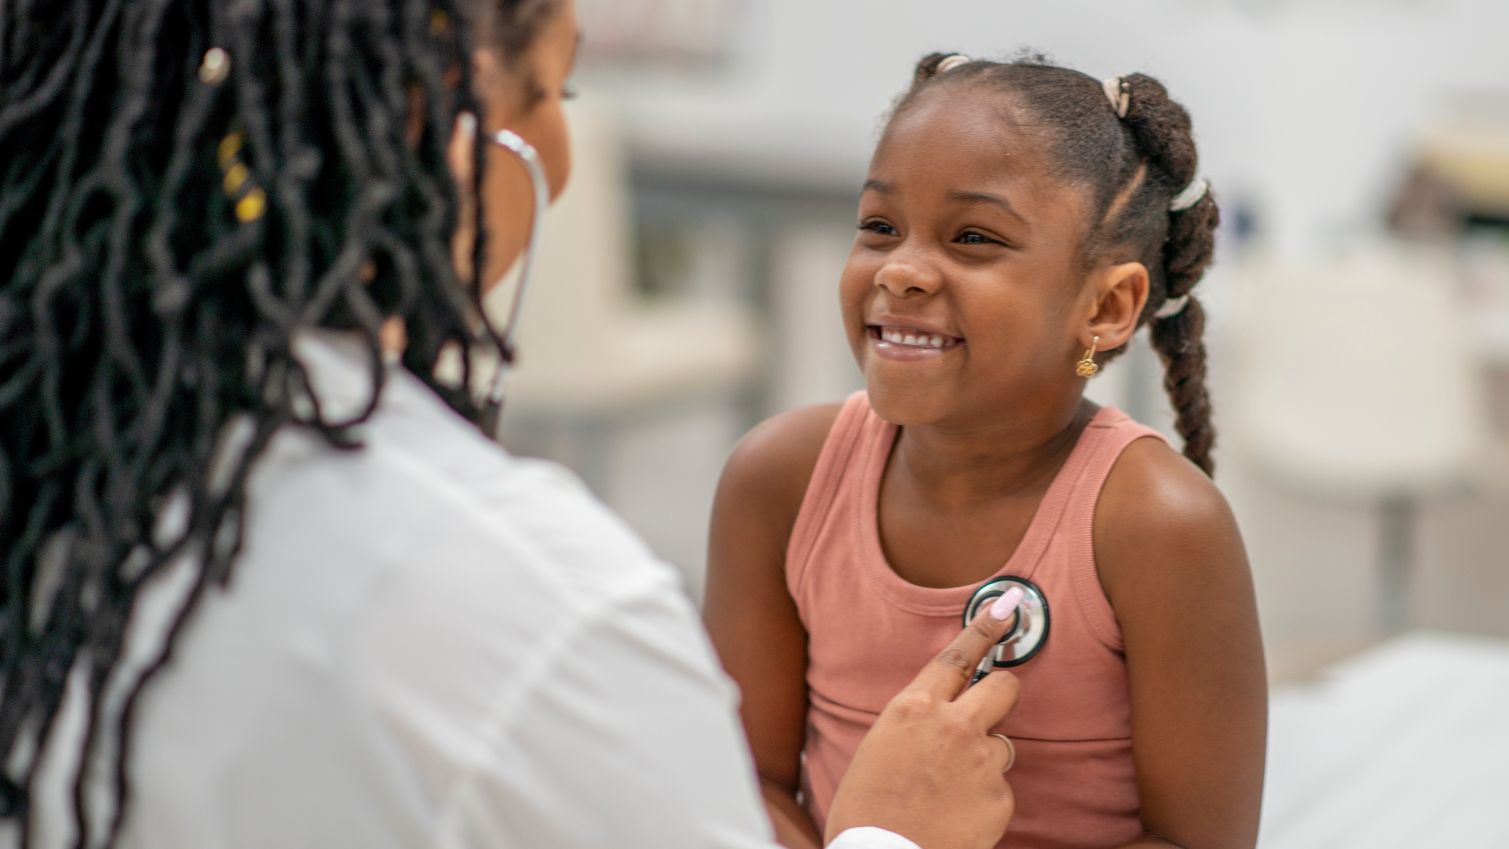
(824, 589, 1024, 849)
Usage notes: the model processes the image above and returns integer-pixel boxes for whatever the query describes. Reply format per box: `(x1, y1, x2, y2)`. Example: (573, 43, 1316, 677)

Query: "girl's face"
(840, 86, 1094, 429)
(455, 0, 580, 289)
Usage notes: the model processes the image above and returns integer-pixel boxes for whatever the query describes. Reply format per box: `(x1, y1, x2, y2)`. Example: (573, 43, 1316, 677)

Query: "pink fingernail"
(990, 587, 1025, 620)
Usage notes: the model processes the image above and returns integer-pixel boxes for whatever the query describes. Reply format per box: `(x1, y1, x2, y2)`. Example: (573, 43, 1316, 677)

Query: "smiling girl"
(705, 54, 1267, 849)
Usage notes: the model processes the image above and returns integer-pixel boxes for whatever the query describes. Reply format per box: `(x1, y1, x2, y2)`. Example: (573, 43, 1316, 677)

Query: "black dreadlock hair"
(892, 52, 1222, 476)
(0, 0, 557, 844)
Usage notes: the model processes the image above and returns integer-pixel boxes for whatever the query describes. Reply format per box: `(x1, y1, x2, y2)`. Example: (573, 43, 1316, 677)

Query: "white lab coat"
(22, 333, 911, 849)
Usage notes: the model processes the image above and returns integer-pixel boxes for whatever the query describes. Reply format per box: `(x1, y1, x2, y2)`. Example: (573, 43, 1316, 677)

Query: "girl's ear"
(1081, 261, 1149, 352)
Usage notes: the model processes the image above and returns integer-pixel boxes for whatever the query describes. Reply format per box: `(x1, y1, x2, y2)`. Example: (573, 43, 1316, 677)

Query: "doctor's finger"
(904, 594, 1020, 701)
(956, 667, 1022, 730)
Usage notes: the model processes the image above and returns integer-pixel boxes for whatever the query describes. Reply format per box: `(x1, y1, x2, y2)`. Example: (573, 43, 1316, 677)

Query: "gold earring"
(1076, 336, 1100, 378)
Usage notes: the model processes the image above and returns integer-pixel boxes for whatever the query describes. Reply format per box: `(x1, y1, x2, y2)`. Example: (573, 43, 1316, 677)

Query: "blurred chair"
(490, 97, 761, 493)
(1416, 118, 1509, 222)
(1229, 243, 1492, 631)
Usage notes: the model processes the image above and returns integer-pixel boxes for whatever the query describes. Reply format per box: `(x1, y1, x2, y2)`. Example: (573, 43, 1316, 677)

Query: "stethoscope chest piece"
(963, 576, 1051, 669)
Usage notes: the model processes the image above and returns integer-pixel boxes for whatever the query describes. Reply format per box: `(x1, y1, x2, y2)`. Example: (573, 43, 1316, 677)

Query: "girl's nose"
(874, 258, 942, 298)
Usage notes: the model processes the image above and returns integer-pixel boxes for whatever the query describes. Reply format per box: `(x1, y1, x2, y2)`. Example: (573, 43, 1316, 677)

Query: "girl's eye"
(859, 220, 899, 237)
(957, 231, 1002, 246)
(562, 85, 579, 101)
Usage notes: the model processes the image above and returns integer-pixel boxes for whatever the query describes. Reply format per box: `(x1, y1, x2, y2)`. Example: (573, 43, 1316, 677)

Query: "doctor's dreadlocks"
(0, 0, 554, 844)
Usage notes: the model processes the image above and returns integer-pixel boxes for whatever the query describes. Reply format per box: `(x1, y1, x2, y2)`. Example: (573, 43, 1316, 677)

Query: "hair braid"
(1148, 301, 1216, 474)
(1120, 74, 1220, 475)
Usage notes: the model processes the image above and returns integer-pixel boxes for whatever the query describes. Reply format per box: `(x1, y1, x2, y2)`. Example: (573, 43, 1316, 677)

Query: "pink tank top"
(786, 392, 1166, 849)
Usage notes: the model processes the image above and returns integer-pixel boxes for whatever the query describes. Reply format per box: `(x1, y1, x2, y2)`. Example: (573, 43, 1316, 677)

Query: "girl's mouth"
(867, 324, 965, 351)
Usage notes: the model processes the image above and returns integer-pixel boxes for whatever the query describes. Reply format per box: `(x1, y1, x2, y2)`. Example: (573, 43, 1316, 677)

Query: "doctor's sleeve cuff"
(826, 827, 923, 849)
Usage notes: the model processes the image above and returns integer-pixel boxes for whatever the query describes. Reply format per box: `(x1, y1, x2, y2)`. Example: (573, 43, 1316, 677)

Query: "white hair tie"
(1169, 177, 1208, 212)
(937, 54, 972, 74)
(1101, 76, 1129, 118)
(1154, 295, 1190, 319)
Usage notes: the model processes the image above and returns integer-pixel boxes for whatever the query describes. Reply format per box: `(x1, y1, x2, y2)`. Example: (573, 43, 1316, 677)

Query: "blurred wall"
(586, 0, 1509, 258)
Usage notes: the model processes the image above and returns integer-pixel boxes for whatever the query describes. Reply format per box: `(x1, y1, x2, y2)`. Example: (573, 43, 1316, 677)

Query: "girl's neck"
(893, 397, 1095, 508)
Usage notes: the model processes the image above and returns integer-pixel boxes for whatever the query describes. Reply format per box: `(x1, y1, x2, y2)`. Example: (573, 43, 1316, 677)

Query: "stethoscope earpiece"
(963, 576, 1051, 671)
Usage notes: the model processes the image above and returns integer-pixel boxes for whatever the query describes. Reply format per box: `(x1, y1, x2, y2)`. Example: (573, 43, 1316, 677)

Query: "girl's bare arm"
(704, 405, 842, 849)
(1097, 438, 1268, 849)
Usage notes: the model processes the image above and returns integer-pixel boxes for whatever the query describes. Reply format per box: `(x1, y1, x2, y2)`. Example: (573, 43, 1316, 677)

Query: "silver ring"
(991, 733, 1016, 773)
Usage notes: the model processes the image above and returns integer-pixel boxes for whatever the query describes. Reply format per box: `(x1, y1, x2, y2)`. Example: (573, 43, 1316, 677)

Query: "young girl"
(705, 54, 1266, 849)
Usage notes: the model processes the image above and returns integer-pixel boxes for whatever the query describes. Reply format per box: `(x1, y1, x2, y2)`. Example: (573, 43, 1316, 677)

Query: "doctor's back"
(25, 336, 774, 849)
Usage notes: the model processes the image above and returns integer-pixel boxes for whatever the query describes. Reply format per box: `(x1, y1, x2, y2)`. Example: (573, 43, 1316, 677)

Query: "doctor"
(0, 1, 1022, 847)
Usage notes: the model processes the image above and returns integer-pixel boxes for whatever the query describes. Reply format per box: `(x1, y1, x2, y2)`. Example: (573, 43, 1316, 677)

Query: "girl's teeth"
(879, 327, 952, 349)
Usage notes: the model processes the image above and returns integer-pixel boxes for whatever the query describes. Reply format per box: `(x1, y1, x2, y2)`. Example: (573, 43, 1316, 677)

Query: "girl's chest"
(876, 484, 1045, 589)
(806, 603, 1132, 741)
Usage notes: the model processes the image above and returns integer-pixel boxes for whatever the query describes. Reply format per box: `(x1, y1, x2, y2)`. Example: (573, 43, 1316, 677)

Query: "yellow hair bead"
(217, 133, 244, 170)
(235, 189, 267, 223)
(222, 162, 249, 194)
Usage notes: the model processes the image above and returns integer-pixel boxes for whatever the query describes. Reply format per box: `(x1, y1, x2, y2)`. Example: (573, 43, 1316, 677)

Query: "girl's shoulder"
(715, 402, 845, 537)
(1096, 434, 1236, 552)
(1093, 433, 1247, 607)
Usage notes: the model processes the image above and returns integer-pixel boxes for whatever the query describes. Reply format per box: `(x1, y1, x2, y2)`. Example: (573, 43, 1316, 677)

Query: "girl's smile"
(866, 314, 966, 361)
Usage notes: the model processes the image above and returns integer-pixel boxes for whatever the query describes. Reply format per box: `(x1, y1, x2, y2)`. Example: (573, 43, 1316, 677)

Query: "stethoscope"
(479, 127, 551, 436)
(962, 576, 1051, 683)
